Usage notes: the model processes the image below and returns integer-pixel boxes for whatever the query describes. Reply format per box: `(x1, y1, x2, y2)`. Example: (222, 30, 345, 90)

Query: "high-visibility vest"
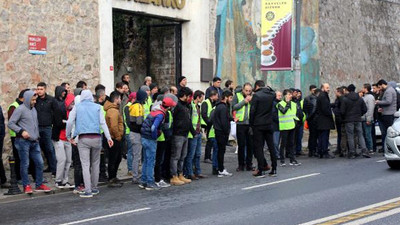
(144, 96, 153, 119)
(300, 99, 306, 123)
(277, 100, 298, 131)
(201, 99, 215, 138)
(7, 101, 20, 137)
(188, 101, 201, 139)
(123, 102, 132, 135)
(235, 92, 250, 122)
(100, 105, 106, 134)
(157, 110, 173, 142)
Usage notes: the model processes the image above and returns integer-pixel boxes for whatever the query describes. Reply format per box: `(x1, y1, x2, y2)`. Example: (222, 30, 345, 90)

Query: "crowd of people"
(0, 75, 398, 198)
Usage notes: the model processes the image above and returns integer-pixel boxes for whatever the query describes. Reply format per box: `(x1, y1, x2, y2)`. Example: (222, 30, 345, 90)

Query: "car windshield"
(393, 118, 400, 131)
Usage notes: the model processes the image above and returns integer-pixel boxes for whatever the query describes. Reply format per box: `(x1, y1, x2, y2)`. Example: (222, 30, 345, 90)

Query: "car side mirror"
(395, 111, 400, 118)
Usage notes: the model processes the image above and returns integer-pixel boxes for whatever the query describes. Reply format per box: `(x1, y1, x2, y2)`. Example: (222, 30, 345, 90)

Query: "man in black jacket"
(205, 77, 223, 99)
(0, 105, 7, 187)
(214, 90, 234, 177)
(201, 90, 219, 164)
(315, 83, 335, 158)
(250, 80, 276, 177)
(303, 85, 319, 157)
(170, 87, 195, 185)
(36, 82, 57, 175)
(341, 84, 369, 159)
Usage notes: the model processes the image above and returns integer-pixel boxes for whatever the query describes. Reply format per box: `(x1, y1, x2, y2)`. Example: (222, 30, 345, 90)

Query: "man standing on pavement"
(104, 91, 124, 187)
(66, 90, 113, 198)
(201, 90, 219, 171)
(0, 104, 8, 188)
(316, 83, 335, 159)
(250, 80, 277, 177)
(170, 87, 195, 186)
(205, 77, 223, 99)
(341, 84, 369, 158)
(362, 83, 375, 154)
(272, 91, 282, 162)
(8, 90, 52, 194)
(214, 90, 234, 178)
(376, 79, 397, 147)
(35, 82, 57, 176)
(232, 83, 254, 172)
(294, 89, 305, 156)
(303, 85, 319, 157)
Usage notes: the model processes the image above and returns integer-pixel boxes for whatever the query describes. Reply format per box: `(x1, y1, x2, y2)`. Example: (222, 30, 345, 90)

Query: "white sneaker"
(63, 182, 75, 189)
(218, 169, 233, 178)
(156, 180, 171, 188)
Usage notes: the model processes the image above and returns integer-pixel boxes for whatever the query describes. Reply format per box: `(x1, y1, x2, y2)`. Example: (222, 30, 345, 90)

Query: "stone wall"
(319, 0, 400, 90)
(0, 0, 100, 152)
(0, 0, 100, 105)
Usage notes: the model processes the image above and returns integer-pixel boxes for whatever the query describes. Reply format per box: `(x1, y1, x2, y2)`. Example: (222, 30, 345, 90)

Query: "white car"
(384, 112, 400, 169)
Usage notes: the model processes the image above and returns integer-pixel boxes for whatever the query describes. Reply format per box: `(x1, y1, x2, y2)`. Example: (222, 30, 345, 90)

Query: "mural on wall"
(215, 0, 320, 93)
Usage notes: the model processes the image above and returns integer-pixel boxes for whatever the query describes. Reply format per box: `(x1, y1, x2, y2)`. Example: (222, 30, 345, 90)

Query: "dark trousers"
(0, 135, 6, 184)
(215, 130, 229, 172)
(253, 127, 276, 170)
(161, 140, 172, 180)
(318, 130, 330, 156)
(295, 123, 304, 154)
(72, 144, 83, 186)
(236, 124, 253, 167)
(372, 121, 377, 151)
(336, 121, 342, 153)
(100, 135, 108, 178)
(308, 120, 318, 156)
(204, 128, 213, 160)
(39, 126, 56, 173)
(380, 115, 395, 147)
(108, 139, 122, 180)
(155, 141, 167, 182)
(280, 129, 295, 161)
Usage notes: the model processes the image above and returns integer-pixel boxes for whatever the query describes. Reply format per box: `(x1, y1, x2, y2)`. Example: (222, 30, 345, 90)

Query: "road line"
(299, 197, 400, 225)
(376, 160, 386, 163)
(343, 207, 400, 225)
(242, 173, 320, 190)
(59, 207, 151, 225)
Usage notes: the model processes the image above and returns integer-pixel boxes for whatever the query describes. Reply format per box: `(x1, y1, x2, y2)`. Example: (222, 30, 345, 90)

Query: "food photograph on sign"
(261, 0, 293, 71)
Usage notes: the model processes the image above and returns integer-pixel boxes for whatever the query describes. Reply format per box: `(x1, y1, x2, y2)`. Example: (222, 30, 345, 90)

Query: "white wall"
(99, 0, 212, 92)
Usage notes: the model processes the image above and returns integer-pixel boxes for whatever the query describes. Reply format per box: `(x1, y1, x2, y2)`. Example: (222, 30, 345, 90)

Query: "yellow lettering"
(149, 0, 160, 6)
(162, 0, 172, 8)
(175, 0, 185, 9)
(170, 0, 177, 9)
(140, 0, 150, 3)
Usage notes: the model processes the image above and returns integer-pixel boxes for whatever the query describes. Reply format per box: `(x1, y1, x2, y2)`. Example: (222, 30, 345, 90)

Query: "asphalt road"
(1, 147, 400, 225)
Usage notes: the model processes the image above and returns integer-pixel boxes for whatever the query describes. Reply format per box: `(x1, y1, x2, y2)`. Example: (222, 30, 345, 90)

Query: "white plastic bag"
(230, 121, 237, 139)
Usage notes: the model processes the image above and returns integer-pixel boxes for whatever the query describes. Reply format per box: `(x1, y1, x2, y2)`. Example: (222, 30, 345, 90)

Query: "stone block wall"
(319, 0, 400, 91)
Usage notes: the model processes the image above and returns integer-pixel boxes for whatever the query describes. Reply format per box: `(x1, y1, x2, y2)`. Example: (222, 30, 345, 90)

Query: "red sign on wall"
(28, 35, 47, 55)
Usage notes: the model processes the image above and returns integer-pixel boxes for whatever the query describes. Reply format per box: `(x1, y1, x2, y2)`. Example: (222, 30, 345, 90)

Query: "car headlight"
(387, 127, 400, 138)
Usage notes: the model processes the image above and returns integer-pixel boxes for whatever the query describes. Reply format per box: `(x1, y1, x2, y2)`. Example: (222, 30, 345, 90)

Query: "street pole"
(294, 0, 302, 89)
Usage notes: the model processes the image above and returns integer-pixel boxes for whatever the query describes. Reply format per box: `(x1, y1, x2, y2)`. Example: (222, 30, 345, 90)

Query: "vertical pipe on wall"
(294, 0, 302, 89)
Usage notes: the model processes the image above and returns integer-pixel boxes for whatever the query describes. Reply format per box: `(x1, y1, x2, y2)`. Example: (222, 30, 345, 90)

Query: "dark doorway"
(113, 10, 182, 91)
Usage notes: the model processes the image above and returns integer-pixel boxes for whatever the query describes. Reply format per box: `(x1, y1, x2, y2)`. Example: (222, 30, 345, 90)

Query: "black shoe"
(236, 165, 245, 172)
(339, 153, 345, 157)
(362, 153, 371, 158)
(253, 170, 265, 178)
(246, 165, 254, 171)
(268, 169, 277, 177)
(99, 175, 108, 183)
(43, 168, 51, 173)
(108, 179, 123, 188)
(212, 168, 218, 175)
(323, 153, 335, 159)
(348, 154, 356, 159)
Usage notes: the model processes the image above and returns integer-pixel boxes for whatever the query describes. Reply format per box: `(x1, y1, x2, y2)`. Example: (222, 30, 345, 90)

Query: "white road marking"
(299, 197, 400, 225)
(242, 173, 320, 190)
(59, 207, 151, 225)
(376, 159, 386, 163)
(343, 207, 400, 225)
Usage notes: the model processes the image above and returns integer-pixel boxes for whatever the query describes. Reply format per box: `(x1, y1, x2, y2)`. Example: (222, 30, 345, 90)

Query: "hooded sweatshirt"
(8, 90, 40, 141)
(104, 100, 124, 141)
(52, 86, 68, 141)
(340, 92, 367, 123)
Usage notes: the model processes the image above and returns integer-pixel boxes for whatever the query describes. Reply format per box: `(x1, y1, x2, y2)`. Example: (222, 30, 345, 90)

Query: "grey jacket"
(362, 93, 375, 122)
(377, 86, 397, 116)
(8, 90, 40, 141)
(232, 92, 250, 125)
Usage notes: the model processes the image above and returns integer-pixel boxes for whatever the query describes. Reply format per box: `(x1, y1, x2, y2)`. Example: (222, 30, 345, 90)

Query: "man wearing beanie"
(341, 84, 369, 158)
(177, 76, 187, 92)
(127, 89, 147, 183)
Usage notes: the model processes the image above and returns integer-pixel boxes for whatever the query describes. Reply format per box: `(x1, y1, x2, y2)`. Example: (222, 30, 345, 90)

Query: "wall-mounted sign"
(28, 35, 47, 55)
(261, 0, 293, 71)
(133, 0, 186, 10)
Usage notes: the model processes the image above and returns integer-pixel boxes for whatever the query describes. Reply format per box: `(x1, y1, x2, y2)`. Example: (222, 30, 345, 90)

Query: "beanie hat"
(149, 83, 158, 91)
(136, 89, 147, 103)
(178, 76, 186, 84)
(128, 92, 137, 101)
(140, 85, 150, 92)
(347, 84, 356, 92)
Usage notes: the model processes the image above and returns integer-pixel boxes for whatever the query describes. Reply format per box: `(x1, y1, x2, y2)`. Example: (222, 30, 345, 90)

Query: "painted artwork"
(214, 0, 320, 93)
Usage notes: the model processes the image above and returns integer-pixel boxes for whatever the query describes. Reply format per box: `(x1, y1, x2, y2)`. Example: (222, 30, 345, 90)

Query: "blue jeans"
(295, 124, 304, 153)
(39, 126, 56, 173)
(126, 134, 133, 172)
(210, 138, 219, 169)
(273, 131, 280, 159)
(14, 138, 44, 187)
(184, 134, 202, 176)
(141, 138, 157, 185)
(363, 122, 373, 151)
